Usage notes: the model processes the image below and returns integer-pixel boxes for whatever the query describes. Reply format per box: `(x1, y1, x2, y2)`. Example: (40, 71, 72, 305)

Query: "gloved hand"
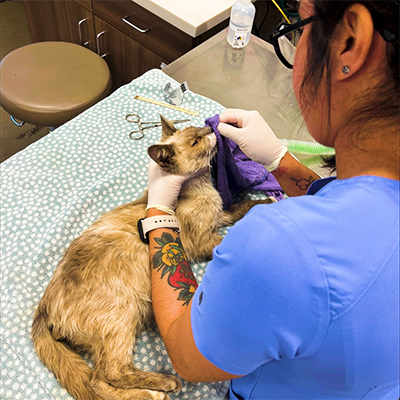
(218, 109, 287, 172)
(147, 160, 207, 214)
(146, 160, 188, 214)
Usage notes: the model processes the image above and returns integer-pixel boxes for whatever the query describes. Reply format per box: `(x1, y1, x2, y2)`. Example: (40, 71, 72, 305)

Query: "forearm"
(146, 209, 241, 382)
(144, 158, 240, 382)
(272, 152, 321, 197)
(147, 208, 198, 340)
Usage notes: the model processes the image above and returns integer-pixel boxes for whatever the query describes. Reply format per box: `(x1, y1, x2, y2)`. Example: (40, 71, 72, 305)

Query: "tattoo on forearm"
(273, 166, 288, 179)
(152, 232, 198, 306)
(290, 176, 316, 191)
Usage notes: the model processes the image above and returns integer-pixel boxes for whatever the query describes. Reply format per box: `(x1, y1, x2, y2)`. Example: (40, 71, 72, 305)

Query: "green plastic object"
(280, 139, 335, 155)
(280, 0, 299, 18)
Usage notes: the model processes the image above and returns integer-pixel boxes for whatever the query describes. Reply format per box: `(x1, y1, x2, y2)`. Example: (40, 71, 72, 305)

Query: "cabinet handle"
(122, 16, 149, 33)
(78, 18, 89, 46)
(96, 31, 107, 58)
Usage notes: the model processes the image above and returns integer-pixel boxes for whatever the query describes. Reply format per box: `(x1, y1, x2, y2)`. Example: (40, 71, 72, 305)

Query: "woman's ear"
(331, 4, 374, 82)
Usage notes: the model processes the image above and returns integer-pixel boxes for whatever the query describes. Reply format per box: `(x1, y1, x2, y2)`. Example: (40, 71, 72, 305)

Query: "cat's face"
(148, 115, 217, 174)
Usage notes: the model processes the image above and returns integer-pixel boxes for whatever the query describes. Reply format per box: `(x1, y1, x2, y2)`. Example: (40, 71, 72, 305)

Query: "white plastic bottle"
(227, 0, 256, 49)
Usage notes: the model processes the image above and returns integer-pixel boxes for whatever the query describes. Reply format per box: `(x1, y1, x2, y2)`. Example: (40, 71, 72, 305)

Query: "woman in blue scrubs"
(145, 0, 399, 398)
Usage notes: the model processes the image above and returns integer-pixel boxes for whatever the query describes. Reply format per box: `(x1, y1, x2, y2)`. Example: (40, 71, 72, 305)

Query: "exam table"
(1, 31, 322, 400)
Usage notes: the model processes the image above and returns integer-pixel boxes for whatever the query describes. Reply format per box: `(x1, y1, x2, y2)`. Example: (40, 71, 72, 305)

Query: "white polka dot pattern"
(0, 69, 267, 399)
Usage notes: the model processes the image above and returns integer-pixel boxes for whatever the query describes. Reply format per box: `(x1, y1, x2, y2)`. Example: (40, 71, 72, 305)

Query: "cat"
(31, 115, 276, 400)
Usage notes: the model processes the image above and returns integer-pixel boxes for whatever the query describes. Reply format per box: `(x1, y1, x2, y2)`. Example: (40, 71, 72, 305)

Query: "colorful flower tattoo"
(152, 232, 198, 306)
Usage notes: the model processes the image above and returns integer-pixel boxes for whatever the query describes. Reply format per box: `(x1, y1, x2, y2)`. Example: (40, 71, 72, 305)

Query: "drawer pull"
(96, 31, 107, 58)
(122, 16, 149, 33)
(78, 18, 89, 47)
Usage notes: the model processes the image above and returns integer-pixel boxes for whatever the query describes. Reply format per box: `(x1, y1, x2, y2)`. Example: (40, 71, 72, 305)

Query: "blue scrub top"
(191, 176, 399, 399)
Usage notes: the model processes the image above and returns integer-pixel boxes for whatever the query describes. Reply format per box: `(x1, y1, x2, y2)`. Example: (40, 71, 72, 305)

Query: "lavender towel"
(205, 114, 284, 209)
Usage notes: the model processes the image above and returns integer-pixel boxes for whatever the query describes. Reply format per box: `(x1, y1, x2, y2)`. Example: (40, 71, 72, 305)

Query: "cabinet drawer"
(94, 16, 164, 89)
(93, 0, 193, 63)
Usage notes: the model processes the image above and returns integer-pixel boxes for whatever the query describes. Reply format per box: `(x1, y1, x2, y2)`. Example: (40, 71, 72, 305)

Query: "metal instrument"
(125, 113, 190, 140)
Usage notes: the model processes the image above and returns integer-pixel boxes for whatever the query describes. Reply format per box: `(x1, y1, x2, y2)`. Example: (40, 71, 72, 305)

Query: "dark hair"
(300, 0, 399, 171)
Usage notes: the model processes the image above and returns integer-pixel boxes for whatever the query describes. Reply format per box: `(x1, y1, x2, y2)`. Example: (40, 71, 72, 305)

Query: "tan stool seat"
(0, 42, 112, 127)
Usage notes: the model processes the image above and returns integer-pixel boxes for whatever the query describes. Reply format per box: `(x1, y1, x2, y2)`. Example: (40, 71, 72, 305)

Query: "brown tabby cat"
(31, 116, 276, 400)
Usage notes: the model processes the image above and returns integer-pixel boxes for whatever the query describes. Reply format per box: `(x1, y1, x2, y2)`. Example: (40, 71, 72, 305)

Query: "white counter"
(132, 0, 239, 37)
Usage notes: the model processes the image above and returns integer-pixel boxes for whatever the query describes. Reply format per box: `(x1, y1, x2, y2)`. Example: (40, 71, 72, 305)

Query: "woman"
(145, 0, 399, 398)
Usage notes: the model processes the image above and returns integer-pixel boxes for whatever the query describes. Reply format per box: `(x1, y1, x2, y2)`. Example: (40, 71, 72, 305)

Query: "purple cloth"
(205, 114, 284, 209)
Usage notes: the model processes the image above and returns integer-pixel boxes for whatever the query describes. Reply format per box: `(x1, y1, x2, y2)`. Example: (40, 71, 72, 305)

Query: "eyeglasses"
(270, 14, 322, 69)
(270, 11, 398, 70)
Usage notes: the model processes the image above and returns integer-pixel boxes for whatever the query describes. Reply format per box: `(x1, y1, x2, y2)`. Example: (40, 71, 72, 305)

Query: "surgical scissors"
(125, 113, 191, 140)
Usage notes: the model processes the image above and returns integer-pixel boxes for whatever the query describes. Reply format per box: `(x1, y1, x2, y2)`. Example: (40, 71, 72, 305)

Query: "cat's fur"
(31, 116, 276, 400)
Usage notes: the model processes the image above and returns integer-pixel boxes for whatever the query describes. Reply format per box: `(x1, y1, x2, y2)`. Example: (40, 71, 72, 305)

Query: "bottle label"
(231, 26, 251, 48)
(233, 26, 251, 33)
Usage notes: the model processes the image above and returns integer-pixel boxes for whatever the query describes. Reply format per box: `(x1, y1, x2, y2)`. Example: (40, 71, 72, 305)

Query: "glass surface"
(164, 29, 331, 177)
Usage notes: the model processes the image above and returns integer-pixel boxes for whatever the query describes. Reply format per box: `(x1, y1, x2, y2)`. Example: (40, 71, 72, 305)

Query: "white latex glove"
(218, 109, 287, 172)
(147, 160, 202, 214)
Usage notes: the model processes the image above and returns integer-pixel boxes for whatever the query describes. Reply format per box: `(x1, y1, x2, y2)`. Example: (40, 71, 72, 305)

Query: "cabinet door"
(23, 0, 96, 52)
(59, 1, 96, 52)
(94, 16, 164, 90)
(23, 1, 58, 42)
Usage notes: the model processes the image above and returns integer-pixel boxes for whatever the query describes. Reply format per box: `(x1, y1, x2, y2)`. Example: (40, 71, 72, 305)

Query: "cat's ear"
(148, 144, 176, 169)
(160, 115, 177, 139)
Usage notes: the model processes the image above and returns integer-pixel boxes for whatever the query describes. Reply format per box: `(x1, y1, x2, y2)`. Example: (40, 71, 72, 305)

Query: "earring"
(342, 66, 350, 74)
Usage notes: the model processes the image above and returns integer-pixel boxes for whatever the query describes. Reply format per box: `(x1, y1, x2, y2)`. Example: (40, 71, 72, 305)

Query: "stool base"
(10, 115, 25, 127)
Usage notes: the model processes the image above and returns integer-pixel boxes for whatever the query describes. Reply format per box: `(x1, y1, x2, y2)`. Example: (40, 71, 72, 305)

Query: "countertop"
(132, 0, 239, 37)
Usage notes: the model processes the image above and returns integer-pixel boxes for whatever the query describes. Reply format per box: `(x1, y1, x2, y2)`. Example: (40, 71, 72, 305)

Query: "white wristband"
(138, 215, 180, 244)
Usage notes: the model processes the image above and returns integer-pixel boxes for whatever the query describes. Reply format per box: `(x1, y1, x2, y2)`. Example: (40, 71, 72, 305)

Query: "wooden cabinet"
(22, 0, 229, 91)
(94, 16, 163, 89)
(23, 1, 96, 52)
(63, 2, 95, 52)
(92, 0, 192, 63)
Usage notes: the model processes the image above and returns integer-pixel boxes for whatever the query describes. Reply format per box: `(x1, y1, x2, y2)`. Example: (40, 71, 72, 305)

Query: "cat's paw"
(159, 374, 182, 393)
(153, 391, 171, 400)
(261, 196, 277, 204)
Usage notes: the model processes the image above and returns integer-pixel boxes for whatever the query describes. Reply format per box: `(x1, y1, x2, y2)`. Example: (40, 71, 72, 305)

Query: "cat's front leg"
(220, 197, 277, 226)
(181, 231, 222, 263)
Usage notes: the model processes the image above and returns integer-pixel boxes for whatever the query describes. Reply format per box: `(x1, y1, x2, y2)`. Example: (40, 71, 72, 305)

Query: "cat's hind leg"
(221, 197, 277, 226)
(89, 328, 181, 400)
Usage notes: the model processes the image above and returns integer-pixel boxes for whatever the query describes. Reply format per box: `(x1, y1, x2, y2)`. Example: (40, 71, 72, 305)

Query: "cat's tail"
(31, 310, 101, 400)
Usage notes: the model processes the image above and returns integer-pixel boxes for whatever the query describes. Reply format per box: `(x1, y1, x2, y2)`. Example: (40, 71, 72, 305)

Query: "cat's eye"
(191, 139, 200, 146)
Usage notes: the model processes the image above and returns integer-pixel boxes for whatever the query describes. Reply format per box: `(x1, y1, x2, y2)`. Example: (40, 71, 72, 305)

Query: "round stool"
(0, 42, 112, 127)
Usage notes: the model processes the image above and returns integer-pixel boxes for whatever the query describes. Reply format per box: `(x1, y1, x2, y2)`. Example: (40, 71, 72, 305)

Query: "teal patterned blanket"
(0, 69, 235, 400)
